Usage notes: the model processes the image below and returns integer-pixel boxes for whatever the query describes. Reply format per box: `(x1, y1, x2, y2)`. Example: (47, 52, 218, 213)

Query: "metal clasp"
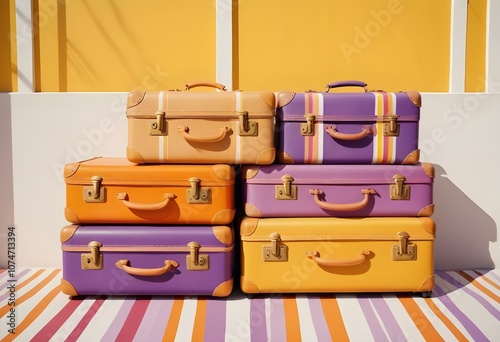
(83, 175, 105, 203)
(383, 115, 399, 136)
(150, 110, 167, 136)
(300, 114, 315, 136)
(187, 177, 211, 204)
(390, 174, 410, 200)
(275, 174, 297, 200)
(81, 241, 103, 269)
(392, 231, 416, 261)
(263, 233, 288, 262)
(186, 241, 209, 270)
(238, 111, 258, 136)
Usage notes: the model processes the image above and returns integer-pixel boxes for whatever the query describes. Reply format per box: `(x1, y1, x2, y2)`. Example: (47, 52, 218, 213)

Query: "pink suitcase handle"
(185, 82, 227, 91)
(326, 80, 368, 92)
(115, 259, 179, 276)
(116, 193, 176, 211)
(177, 126, 231, 143)
(325, 125, 373, 141)
(309, 188, 377, 211)
(305, 250, 371, 267)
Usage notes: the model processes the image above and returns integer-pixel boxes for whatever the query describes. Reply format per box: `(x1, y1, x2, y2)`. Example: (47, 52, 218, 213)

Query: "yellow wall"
(33, 0, 216, 92)
(237, 0, 452, 92)
(465, 0, 487, 92)
(0, 0, 17, 92)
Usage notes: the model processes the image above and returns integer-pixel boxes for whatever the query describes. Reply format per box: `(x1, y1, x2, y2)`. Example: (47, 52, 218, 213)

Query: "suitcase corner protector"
(126, 146, 145, 164)
(240, 276, 260, 294)
(277, 151, 295, 164)
(402, 149, 420, 165)
(60, 224, 78, 242)
(255, 148, 276, 165)
(418, 204, 435, 217)
(212, 278, 234, 297)
(417, 274, 435, 292)
(60, 278, 79, 297)
(64, 208, 81, 225)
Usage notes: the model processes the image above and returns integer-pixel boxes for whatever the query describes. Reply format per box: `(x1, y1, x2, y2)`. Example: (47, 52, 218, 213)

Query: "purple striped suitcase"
(60, 224, 234, 297)
(276, 81, 420, 164)
(242, 163, 434, 218)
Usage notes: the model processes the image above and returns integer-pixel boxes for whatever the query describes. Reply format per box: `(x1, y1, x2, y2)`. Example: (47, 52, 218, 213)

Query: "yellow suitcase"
(240, 216, 435, 296)
(126, 82, 276, 164)
(64, 157, 235, 225)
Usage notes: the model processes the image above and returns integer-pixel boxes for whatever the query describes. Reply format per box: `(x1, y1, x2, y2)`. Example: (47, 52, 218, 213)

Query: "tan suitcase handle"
(306, 250, 371, 267)
(115, 259, 179, 276)
(184, 82, 227, 91)
(309, 188, 377, 211)
(325, 125, 373, 141)
(116, 193, 176, 210)
(177, 126, 231, 143)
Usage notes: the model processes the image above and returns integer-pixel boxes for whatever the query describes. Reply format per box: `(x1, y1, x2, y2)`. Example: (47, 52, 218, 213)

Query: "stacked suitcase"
(60, 82, 276, 297)
(240, 81, 436, 297)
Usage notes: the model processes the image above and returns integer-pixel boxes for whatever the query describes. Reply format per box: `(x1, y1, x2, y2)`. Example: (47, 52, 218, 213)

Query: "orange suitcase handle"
(116, 193, 176, 211)
(177, 126, 231, 143)
(184, 82, 227, 91)
(115, 259, 179, 276)
(306, 250, 371, 267)
(309, 188, 377, 211)
(325, 125, 373, 141)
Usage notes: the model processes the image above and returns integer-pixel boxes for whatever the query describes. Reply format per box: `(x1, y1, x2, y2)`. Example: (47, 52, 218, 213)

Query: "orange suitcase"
(64, 157, 235, 225)
(126, 82, 276, 165)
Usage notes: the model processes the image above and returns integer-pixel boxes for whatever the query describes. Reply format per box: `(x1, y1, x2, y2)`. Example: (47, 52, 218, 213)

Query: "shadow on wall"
(433, 164, 496, 270)
(0, 94, 14, 268)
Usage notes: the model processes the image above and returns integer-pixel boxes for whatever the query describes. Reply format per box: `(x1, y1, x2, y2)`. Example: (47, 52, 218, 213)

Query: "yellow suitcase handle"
(116, 193, 176, 211)
(306, 250, 371, 267)
(115, 259, 179, 276)
(325, 125, 373, 141)
(309, 188, 377, 211)
(177, 126, 231, 143)
(185, 82, 227, 91)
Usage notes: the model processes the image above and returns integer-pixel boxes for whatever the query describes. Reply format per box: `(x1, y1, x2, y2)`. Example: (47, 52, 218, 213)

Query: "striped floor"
(0, 269, 498, 341)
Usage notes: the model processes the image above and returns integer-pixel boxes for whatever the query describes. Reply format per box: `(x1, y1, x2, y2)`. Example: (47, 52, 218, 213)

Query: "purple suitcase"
(60, 224, 234, 297)
(242, 163, 434, 218)
(276, 81, 420, 164)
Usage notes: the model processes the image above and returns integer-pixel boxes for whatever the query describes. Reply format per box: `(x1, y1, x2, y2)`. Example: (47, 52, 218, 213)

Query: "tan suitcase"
(240, 216, 435, 296)
(126, 82, 276, 164)
(64, 157, 235, 225)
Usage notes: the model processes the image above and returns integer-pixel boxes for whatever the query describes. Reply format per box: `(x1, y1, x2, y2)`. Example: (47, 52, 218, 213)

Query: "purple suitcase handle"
(326, 80, 368, 92)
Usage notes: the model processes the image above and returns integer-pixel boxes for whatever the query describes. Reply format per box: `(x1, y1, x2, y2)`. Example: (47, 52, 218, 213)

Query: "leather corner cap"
(211, 164, 235, 181)
(126, 147, 145, 164)
(60, 278, 79, 296)
(239, 217, 259, 237)
(64, 162, 80, 178)
(240, 276, 260, 294)
(275, 91, 296, 108)
(60, 224, 78, 242)
(212, 225, 234, 245)
(419, 217, 436, 235)
(127, 90, 146, 108)
(406, 91, 422, 107)
(212, 279, 233, 297)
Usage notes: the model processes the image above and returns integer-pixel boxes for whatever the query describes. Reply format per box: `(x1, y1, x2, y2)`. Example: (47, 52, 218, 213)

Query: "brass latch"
(239, 111, 258, 136)
(262, 233, 288, 262)
(186, 241, 209, 270)
(187, 177, 211, 204)
(275, 174, 297, 200)
(83, 175, 105, 203)
(150, 110, 167, 136)
(383, 115, 400, 136)
(300, 114, 316, 136)
(81, 241, 103, 269)
(392, 231, 416, 261)
(390, 174, 410, 200)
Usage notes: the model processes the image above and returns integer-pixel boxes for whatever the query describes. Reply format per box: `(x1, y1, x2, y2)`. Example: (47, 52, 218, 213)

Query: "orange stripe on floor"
(162, 297, 184, 341)
(191, 298, 207, 342)
(474, 270, 500, 291)
(283, 295, 301, 342)
(9, 269, 45, 292)
(458, 271, 500, 303)
(424, 298, 469, 342)
(2, 285, 61, 342)
(397, 294, 444, 341)
(0, 269, 60, 318)
(320, 295, 349, 342)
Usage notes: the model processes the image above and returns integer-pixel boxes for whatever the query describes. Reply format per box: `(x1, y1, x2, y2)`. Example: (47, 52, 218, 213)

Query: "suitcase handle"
(325, 125, 373, 141)
(185, 82, 227, 91)
(177, 126, 231, 143)
(306, 250, 371, 267)
(309, 188, 377, 211)
(115, 259, 179, 276)
(116, 192, 176, 211)
(326, 80, 368, 92)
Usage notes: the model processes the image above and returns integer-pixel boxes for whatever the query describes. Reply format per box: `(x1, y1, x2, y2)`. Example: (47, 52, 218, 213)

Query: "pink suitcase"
(242, 163, 434, 218)
(276, 81, 421, 164)
(60, 224, 234, 297)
